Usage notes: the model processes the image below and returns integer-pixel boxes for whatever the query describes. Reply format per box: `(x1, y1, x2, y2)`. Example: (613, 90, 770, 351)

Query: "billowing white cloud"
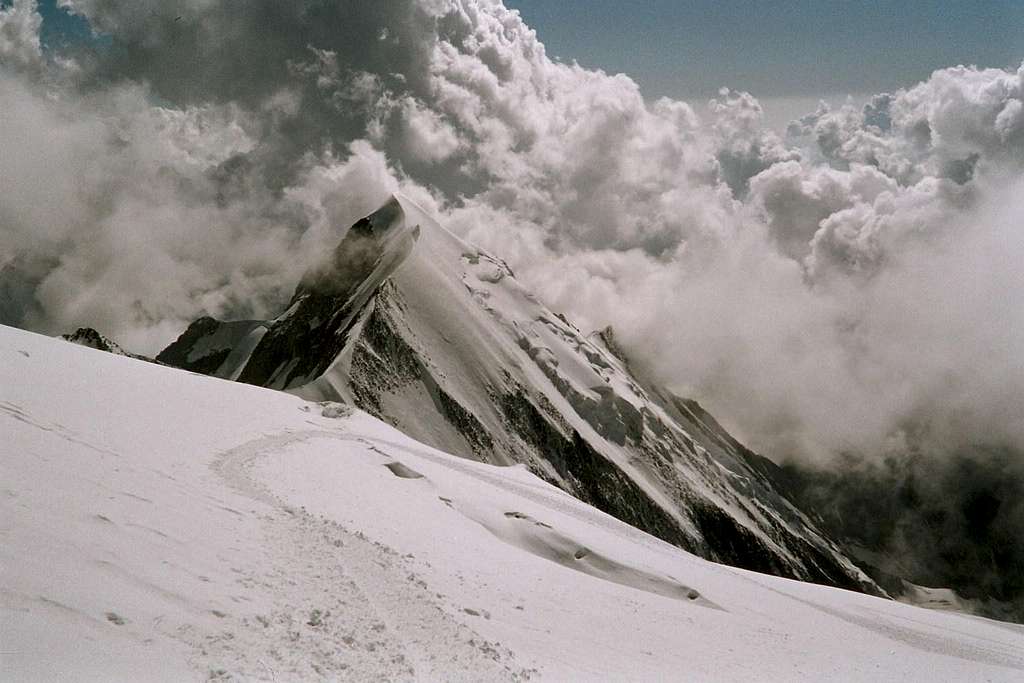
(4, 0, 1024, 487)
(709, 88, 798, 197)
(0, 0, 42, 73)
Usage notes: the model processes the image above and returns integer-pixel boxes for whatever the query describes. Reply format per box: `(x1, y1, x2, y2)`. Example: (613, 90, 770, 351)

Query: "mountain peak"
(298, 195, 413, 298)
(156, 199, 879, 595)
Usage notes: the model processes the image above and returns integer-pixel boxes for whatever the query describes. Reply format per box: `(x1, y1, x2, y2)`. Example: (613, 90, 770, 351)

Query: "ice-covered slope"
(162, 195, 874, 593)
(3, 324, 1024, 681)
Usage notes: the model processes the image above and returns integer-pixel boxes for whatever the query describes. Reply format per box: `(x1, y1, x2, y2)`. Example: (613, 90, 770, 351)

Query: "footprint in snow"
(503, 511, 552, 528)
(496, 510, 718, 608)
(384, 461, 425, 479)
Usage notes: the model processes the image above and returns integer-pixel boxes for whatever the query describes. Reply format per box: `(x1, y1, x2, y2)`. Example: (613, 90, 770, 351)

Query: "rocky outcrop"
(61, 327, 151, 362)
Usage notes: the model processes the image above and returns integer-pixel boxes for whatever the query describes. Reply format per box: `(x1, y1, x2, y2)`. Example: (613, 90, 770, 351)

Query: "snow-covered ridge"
(156, 195, 876, 594)
(3, 324, 1024, 680)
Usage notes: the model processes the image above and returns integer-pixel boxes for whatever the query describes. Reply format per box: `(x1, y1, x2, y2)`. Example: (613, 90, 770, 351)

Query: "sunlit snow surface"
(2, 325, 1023, 681)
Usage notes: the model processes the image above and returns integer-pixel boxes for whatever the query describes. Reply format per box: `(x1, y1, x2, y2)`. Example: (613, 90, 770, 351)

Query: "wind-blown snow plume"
(2, 0, 1023, 607)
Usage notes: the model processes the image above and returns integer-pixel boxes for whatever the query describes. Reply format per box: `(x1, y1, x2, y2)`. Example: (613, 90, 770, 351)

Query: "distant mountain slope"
(159, 195, 876, 594)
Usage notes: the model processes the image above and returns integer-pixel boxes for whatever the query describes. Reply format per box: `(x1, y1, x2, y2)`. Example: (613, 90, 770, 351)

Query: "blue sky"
(31, 0, 1024, 127)
(34, 0, 97, 51)
(506, 0, 1024, 99)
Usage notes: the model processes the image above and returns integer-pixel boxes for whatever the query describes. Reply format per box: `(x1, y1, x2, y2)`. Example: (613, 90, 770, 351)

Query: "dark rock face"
(157, 317, 221, 369)
(157, 196, 878, 597)
(156, 317, 264, 375)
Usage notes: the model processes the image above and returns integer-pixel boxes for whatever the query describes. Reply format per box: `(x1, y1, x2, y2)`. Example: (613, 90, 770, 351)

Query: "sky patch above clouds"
(2, 0, 1023, 480)
(507, 1, 1024, 98)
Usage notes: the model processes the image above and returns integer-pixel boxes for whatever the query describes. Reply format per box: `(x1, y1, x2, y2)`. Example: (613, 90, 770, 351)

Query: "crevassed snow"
(2, 324, 1023, 681)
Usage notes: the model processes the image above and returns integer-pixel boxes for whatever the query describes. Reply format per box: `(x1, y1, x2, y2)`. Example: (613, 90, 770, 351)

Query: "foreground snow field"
(2, 324, 1023, 681)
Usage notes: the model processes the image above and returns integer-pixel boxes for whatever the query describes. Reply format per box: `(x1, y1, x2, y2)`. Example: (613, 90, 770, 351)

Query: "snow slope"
(160, 195, 876, 594)
(3, 325, 1024, 681)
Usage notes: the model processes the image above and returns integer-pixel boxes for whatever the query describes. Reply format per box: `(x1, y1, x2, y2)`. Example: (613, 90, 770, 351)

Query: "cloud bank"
(2, 0, 1024, 606)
